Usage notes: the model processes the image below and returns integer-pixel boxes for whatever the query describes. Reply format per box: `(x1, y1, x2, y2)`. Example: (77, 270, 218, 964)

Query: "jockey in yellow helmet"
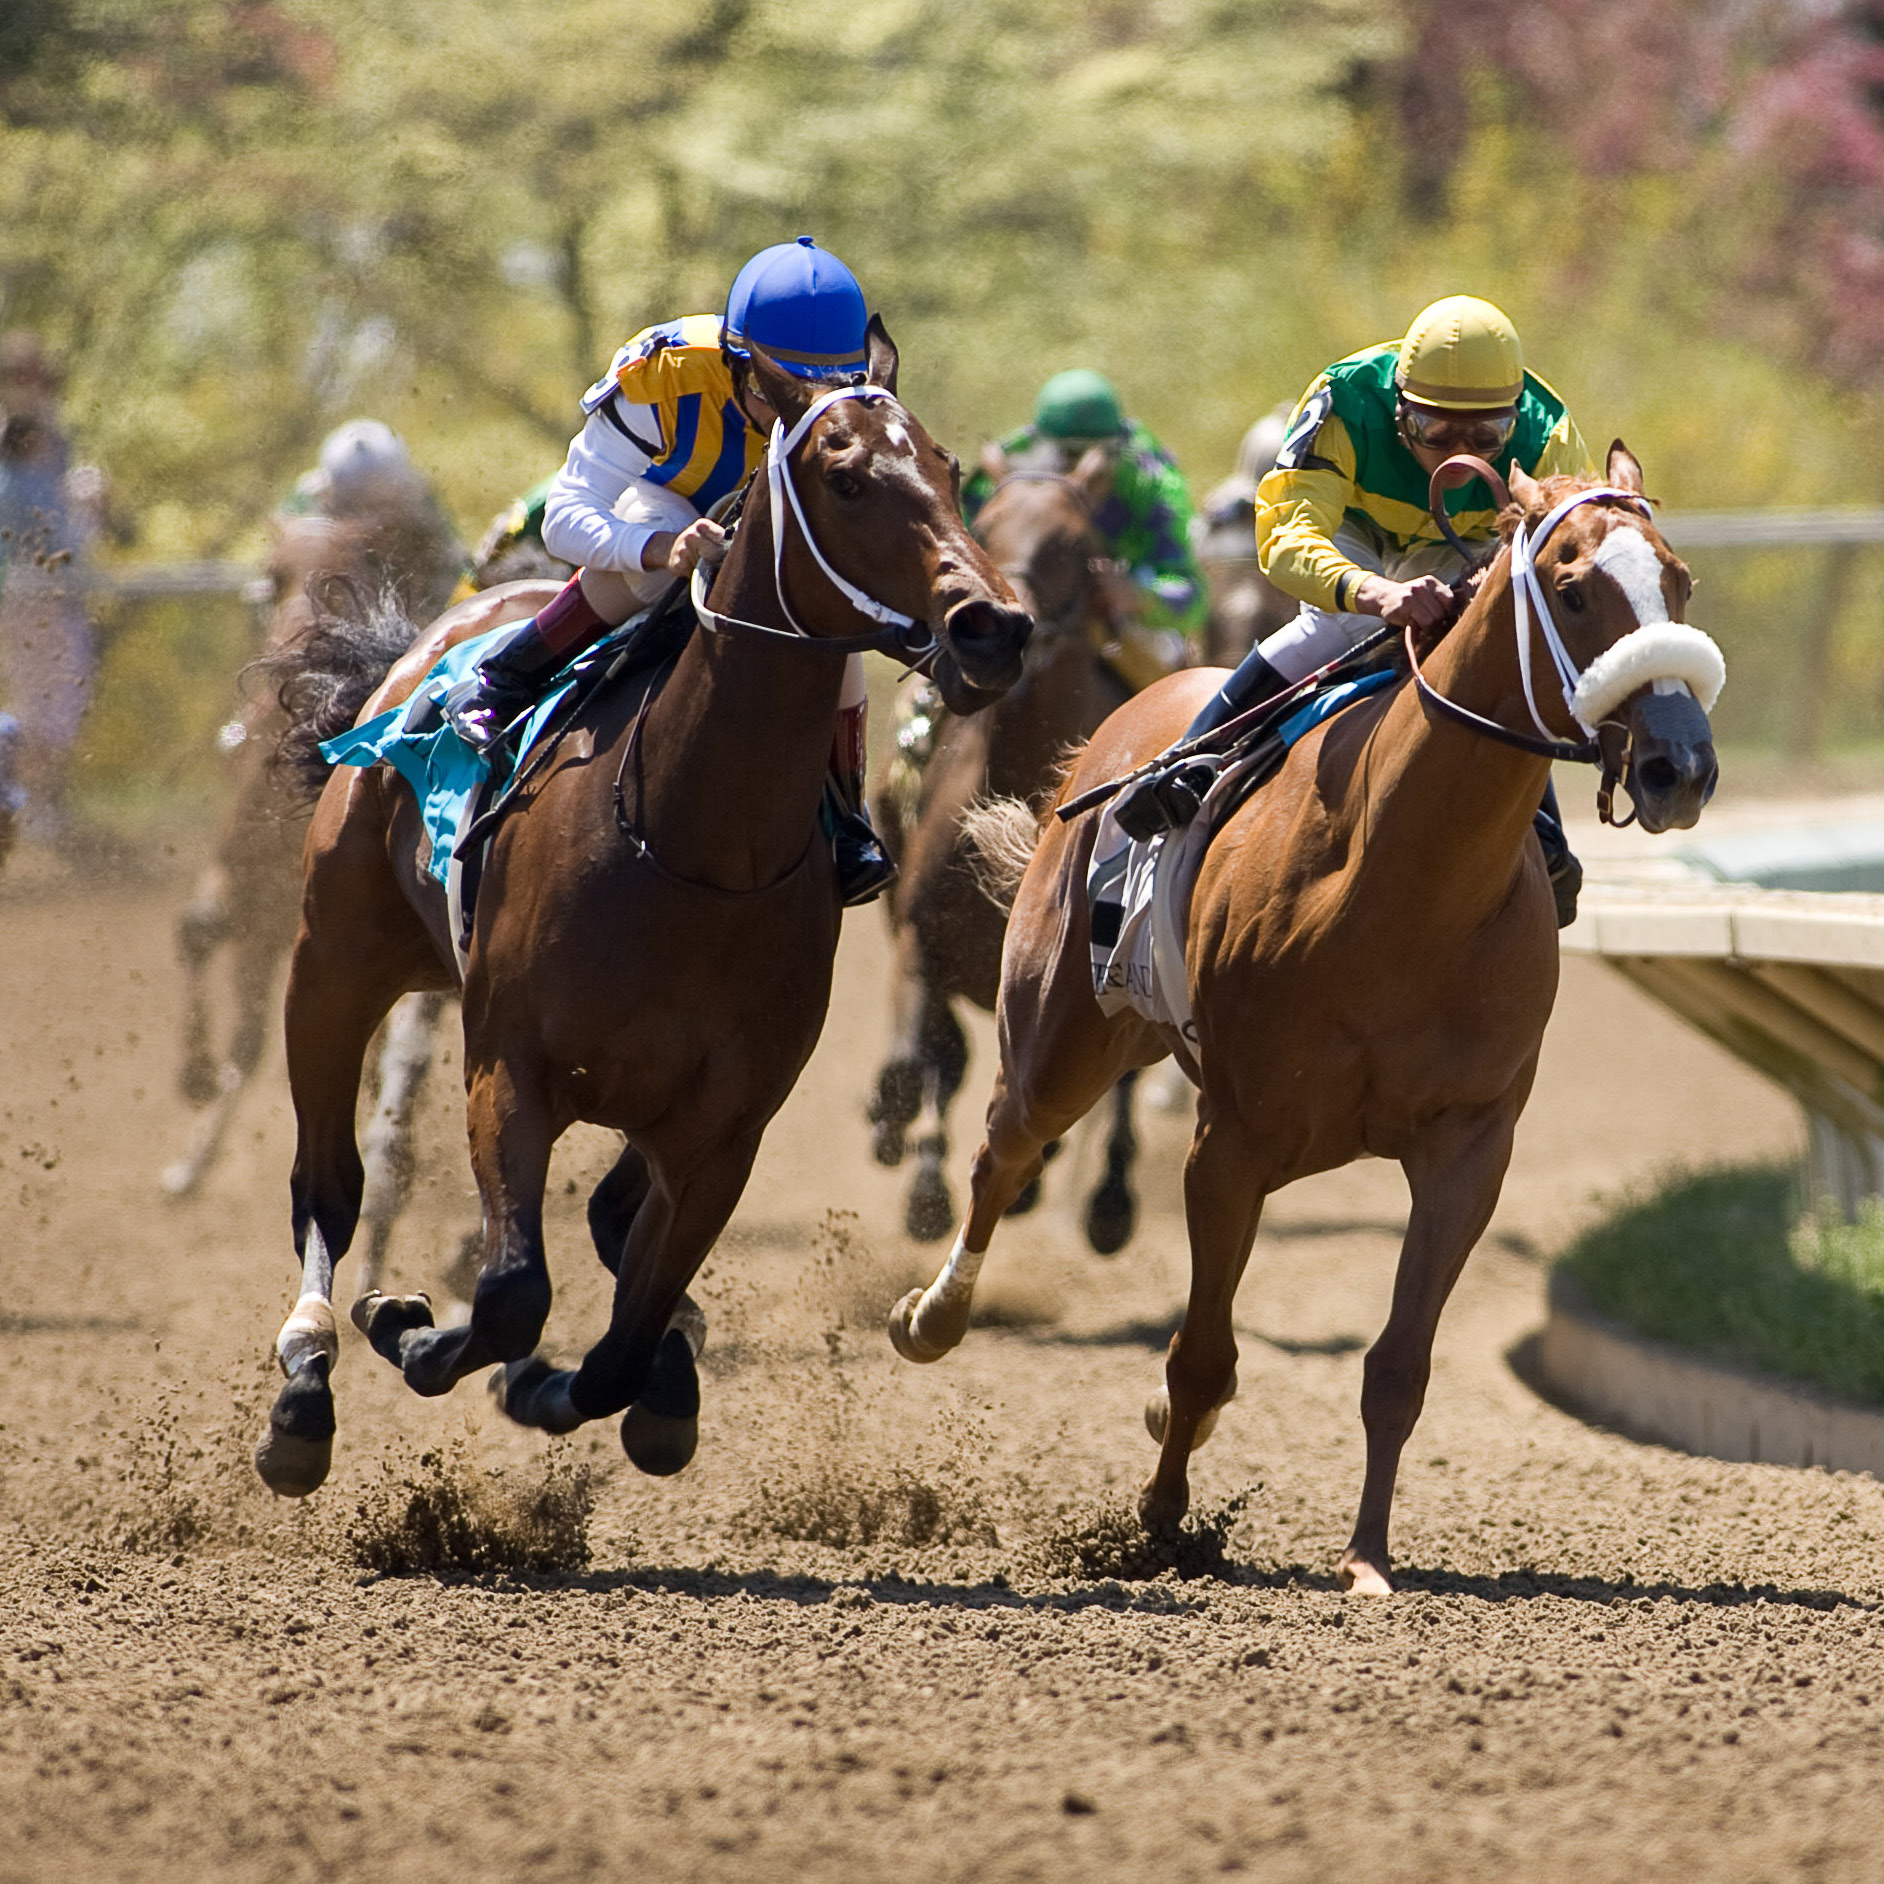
(1116, 296, 1596, 921)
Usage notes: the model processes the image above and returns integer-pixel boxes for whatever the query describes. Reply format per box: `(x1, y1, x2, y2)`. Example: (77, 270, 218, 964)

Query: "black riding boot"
(441, 619, 564, 750)
(1534, 777, 1583, 928)
(826, 785, 898, 907)
(1113, 648, 1291, 841)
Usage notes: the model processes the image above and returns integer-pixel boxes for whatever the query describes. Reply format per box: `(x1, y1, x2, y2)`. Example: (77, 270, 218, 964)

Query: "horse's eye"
(1558, 579, 1585, 614)
(828, 469, 863, 501)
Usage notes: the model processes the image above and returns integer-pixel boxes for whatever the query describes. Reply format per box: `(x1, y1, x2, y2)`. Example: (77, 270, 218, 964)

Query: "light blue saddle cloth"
(320, 626, 588, 888)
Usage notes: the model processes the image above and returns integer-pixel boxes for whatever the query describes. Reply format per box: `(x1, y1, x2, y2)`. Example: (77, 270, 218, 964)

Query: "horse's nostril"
(1639, 757, 1681, 796)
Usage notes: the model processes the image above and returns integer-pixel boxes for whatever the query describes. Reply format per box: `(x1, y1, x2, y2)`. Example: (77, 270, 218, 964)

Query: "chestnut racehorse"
(253, 323, 1031, 1497)
(868, 455, 1144, 1253)
(889, 446, 1723, 1593)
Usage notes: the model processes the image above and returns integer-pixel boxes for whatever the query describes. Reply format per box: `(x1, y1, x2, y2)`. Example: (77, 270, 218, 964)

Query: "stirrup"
(1113, 760, 1215, 843)
(1534, 807, 1583, 929)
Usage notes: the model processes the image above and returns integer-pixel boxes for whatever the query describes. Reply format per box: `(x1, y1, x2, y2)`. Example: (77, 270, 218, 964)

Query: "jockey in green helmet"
(442, 237, 897, 905)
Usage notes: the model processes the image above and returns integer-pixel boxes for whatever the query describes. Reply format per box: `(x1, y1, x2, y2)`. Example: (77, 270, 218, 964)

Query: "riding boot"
(442, 575, 608, 750)
(1534, 776, 1583, 929)
(1113, 647, 1292, 842)
(827, 678, 897, 906)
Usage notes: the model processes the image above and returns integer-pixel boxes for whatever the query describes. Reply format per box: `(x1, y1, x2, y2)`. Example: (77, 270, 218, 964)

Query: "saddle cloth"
(320, 606, 668, 971)
(1086, 670, 1398, 1051)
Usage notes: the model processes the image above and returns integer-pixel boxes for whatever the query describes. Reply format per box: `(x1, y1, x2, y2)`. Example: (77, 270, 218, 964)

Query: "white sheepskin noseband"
(1569, 622, 1726, 727)
(1512, 487, 1727, 740)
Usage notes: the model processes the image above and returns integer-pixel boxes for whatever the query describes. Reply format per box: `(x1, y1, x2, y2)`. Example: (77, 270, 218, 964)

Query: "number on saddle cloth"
(1085, 669, 1399, 1042)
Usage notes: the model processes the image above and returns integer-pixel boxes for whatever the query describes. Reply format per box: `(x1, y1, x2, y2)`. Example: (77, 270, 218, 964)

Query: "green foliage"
(1559, 1163, 1884, 1406)
(7, 0, 1884, 783)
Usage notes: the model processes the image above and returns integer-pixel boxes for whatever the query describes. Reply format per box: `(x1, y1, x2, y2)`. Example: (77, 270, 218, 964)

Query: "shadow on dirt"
(1027, 1314, 1365, 1357)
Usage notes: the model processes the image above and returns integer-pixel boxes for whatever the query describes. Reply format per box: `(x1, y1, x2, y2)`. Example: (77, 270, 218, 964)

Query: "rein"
(689, 382, 941, 665)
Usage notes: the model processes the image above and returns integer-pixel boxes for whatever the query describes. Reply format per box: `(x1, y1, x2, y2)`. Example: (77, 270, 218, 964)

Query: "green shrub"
(1560, 1162, 1884, 1405)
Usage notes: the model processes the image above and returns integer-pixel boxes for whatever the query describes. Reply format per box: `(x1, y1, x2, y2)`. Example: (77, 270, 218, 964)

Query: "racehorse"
(888, 446, 1722, 1594)
(168, 513, 533, 1297)
(252, 322, 1032, 1498)
(868, 451, 1146, 1253)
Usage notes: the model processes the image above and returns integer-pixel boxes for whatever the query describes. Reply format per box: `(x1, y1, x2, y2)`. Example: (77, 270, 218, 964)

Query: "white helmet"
(316, 419, 413, 512)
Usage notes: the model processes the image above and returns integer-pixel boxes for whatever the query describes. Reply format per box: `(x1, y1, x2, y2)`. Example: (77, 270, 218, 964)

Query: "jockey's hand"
(642, 518, 728, 580)
(1356, 573, 1454, 630)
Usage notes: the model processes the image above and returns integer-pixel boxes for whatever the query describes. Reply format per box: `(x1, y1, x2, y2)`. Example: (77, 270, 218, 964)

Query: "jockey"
(962, 367, 1208, 670)
(441, 236, 897, 906)
(458, 477, 573, 596)
(1115, 295, 1595, 923)
(283, 419, 469, 623)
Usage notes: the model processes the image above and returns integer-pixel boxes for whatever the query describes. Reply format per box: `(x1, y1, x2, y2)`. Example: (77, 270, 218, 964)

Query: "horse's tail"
(961, 794, 1041, 912)
(254, 578, 424, 803)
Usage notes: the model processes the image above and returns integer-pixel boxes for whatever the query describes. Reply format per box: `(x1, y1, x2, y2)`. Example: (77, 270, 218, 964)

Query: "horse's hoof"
(254, 1356, 335, 1498)
(159, 1158, 202, 1200)
(887, 1287, 958, 1363)
(1337, 1553, 1395, 1597)
(905, 1169, 954, 1243)
(351, 1290, 433, 1364)
(1143, 1387, 1222, 1452)
(622, 1328, 700, 1476)
(871, 1119, 907, 1168)
(1005, 1176, 1042, 1217)
(1083, 1178, 1137, 1256)
(488, 1355, 582, 1434)
(1134, 1476, 1187, 1534)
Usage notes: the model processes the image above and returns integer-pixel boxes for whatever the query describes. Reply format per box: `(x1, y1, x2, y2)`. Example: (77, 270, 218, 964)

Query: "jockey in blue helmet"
(443, 237, 895, 904)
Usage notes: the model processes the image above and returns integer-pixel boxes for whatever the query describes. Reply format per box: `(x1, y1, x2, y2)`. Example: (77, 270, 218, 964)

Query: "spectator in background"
(0, 331, 106, 845)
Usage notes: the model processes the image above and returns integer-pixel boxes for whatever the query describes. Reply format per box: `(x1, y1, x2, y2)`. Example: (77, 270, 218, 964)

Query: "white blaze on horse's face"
(1593, 522, 1691, 698)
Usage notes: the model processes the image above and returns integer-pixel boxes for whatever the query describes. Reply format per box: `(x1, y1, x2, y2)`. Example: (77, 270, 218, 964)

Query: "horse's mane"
(252, 577, 425, 805)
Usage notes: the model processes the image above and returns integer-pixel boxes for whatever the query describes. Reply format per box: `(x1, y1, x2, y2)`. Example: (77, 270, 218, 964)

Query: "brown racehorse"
(868, 456, 1145, 1253)
(888, 446, 1722, 1594)
(252, 323, 1031, 1498)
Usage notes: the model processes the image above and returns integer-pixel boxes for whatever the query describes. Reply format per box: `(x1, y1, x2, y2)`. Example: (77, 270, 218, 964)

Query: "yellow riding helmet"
(1394, 296, 1524, 411)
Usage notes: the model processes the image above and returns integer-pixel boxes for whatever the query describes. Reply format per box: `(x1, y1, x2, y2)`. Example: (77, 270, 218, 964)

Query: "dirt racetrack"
(8, 815, 1884, 1884)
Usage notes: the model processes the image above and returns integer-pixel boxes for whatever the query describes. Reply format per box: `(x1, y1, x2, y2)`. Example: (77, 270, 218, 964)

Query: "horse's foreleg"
(867, 929, 929, 1169)
(1083, 1069, 1141, 1256)
(496, 1133, 759, 1474)
(1139, 1114, 1263, 1531)
(353, 991, 447, 1301)
(586, 1137, 653, 1276)
(905, 994, 969, 1243)
(176, 863, 230, 1106)
(361, 1055, 556, 1398)
(1340, 1104, 1519, 1596)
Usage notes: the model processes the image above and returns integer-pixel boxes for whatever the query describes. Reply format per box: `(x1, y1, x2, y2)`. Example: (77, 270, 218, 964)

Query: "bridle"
(688, 382, 941, 667)
(1409, 461, 1725, 823)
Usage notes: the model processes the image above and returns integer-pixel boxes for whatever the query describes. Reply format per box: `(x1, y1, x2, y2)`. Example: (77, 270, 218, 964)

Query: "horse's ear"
(979, 440, 1010, 484)
(1607, 438, 1646, 496)
(1508, 461, 1542, 512)
(865, 313, 899, 396)
(1070, 443, 1114, 507)
(743, 338, 817, 430)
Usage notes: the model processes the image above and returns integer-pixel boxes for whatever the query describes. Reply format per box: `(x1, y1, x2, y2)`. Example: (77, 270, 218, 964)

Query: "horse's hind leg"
(1339, 1104, 1517, 1596)
(254, 920, 413, 1497)
(1139, 1112, 1264, 1531)
(905, 993, 969, 1242)
(1083, 1070, 1141, 1256)
(360, 1055, 557, 1398)
(176, 862, 230, 1106)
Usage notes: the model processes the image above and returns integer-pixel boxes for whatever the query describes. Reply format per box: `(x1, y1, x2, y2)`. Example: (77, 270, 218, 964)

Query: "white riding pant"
(1257, 521, 1468, 682)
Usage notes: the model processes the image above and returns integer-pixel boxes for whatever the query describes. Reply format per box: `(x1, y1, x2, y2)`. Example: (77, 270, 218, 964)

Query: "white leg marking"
(276, 1223, 339, 1376)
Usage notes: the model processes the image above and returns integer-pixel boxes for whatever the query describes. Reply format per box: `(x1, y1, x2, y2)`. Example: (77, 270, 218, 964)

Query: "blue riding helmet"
(722, 236, 870, 380)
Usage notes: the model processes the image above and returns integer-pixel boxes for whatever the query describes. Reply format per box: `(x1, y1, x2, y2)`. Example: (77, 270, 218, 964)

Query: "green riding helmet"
(1033, 368, 1127, 445)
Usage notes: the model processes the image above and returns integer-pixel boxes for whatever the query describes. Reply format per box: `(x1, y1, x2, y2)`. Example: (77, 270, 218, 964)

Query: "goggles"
(1397, 399, 1518, 458)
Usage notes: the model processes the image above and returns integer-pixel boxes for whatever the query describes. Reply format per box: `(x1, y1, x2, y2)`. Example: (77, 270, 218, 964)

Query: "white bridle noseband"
(689, 382, 939, 663)
(1510, 486, 1725, 741)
